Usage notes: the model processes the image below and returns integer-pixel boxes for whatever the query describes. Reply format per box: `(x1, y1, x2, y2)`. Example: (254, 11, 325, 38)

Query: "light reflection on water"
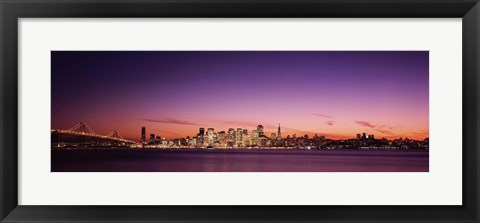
(51, 148, 429, 172)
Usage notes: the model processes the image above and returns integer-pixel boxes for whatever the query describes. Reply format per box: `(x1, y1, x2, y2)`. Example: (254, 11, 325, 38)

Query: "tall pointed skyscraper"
(141, 127, 146, 144)
(277, 123, 281, 139)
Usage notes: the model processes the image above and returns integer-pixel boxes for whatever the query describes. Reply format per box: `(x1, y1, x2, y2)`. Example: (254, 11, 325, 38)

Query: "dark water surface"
(51, 149, 429, 172)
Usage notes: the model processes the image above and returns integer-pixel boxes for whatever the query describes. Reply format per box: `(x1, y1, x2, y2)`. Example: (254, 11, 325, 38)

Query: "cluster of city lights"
(139, 124, 429, 150)
(51, 122, 429, 150)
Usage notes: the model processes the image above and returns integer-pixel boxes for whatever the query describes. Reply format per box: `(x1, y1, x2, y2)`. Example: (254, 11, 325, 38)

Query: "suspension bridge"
(51, 122, 135, 148)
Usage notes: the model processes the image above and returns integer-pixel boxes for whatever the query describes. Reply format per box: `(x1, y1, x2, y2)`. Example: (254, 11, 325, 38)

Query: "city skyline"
(134, 123, 428, 149)
(137, 123, 426, 142)
(52, 121, 428, 149)
(52, 51, 429, 141)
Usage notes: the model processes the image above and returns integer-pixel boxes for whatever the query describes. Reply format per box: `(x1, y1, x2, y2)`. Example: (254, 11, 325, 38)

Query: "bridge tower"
(65, 121, 96, 148)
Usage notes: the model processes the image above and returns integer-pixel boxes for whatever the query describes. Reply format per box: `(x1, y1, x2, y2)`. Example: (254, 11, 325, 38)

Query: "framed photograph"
(1, 0, 479, 222)
(50, 50, 430, 173)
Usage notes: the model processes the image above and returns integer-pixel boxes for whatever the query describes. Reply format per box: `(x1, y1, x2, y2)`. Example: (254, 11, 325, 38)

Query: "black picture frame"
(1, 0, 479, 222)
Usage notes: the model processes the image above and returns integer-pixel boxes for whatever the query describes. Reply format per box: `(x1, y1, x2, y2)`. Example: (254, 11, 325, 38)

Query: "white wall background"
(18, 18, 462, 205)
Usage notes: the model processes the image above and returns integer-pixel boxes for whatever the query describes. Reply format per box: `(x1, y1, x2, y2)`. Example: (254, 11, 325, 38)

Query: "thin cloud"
(374, 129, 394, 135)
(326, 121, 335, 126)
(312, 113, 333, 119)
(355, 121, 376, 128)
(378, 125, 394, 130)
(141, 118, 199, 126)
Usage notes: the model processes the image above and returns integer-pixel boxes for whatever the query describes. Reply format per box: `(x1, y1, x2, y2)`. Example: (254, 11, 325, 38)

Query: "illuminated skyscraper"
(271, 133, 277, 147)
(251, 130, 258, 146)
(236, 128, 243, 147)
(207, 128, 214, 145)
(257, 125, 264, 137)
(150, 133, 155, 143)
(228, 128, 235, 138)
(141, 127, 146, 144)
(277, 123, 281, 139)
(196, 134, 203, 147)
(242, 129, 249, 146)
(207, 128, 214, 137)
(218, 131, 226, 146)
(227, 128, 236, 147)
(199, 128, 205, 145)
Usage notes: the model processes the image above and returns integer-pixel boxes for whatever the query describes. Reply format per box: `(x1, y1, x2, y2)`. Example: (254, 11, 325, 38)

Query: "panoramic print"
(51, 51, 429, 172)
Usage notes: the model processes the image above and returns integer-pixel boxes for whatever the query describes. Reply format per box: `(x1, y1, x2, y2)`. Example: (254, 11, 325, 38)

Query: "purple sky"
(51, 51, 429, 141)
